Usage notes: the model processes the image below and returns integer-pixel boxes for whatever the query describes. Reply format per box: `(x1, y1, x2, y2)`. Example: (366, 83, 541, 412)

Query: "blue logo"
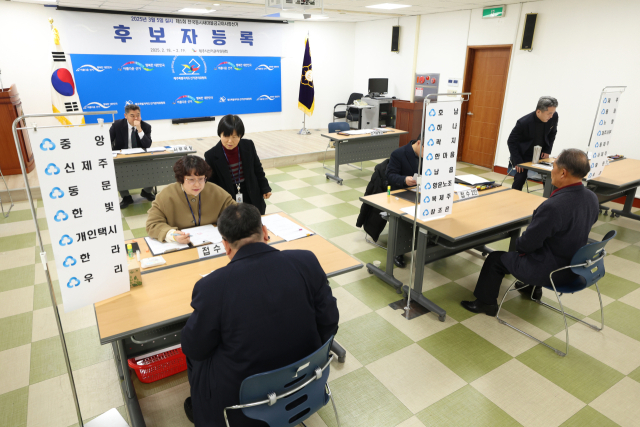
(66, 277, 80, 288)
(599, 120, 604, 126)
(40, 138, 55, 151)
(425, 169, 432, 176)
(591, 163, 595, 168)
(429, 109, 436, 117)
(45, 163, 60, 175)
(603, 98, 607, 103)
(427, 139, 434, 146)
(601, 109, 605, 114)
(593, 153, 597, 159)
(49, 187, 64, 199)
(597, 131, 601, 136)
(428, 124, 435, 132)
(423, 209, 429, 217)
(424, 183, 431, 190)
(59, 235, 73, 246)
(423, 196, 431, 203)
(595, 142, 599, 148)
(54, 210, 69, 222)
(63, 256, 77, 267)
(588, 173, 592, 179)
(426, 153, 433, 161)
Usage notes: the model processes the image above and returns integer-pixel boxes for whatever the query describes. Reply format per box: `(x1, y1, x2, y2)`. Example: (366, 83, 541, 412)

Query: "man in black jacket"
(461, 149, 598, 316)
(109, 104, 154, 208)
(181, 203, 339, 427)
(507, 96, 559, 191)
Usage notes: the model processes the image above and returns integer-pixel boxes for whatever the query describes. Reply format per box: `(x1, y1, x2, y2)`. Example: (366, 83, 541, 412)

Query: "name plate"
(197, 243, 226, 259)
(458, 188, 479, 200)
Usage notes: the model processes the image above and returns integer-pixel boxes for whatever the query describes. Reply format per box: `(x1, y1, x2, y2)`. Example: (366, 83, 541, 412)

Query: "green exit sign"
(482, 5, 505, 18)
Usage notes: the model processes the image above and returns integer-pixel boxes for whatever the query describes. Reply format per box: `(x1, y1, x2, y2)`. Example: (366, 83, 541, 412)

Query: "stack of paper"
(144, 237, 189, 256)
(184, 224, 223, 246)
(455, 174, 492, 185)
(535, 164, 553, 170)
(120, 148, 146, 155)
(454, 183, 471, 193)
(262, 214, 314, 242)
(146, 147, 167, 153)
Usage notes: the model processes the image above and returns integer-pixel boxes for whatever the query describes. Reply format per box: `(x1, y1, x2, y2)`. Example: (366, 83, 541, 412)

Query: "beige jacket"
(146, 182, 236, 241)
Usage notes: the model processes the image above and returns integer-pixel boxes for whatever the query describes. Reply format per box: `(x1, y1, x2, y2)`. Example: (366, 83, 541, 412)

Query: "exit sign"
(482, 5, 505, 18)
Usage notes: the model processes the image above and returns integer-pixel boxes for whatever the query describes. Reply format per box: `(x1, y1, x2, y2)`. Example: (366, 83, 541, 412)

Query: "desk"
(587, 158, 640, 221)
(94, 213, 362, 427)
(361, 188, 544, 320)
(114, 149, 196, 192)
(321, 128, 407, 185)
(517, 159, 555, 197)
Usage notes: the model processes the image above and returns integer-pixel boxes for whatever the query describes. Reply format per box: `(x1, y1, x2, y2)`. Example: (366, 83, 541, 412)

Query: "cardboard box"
(127, 256, 142, 288)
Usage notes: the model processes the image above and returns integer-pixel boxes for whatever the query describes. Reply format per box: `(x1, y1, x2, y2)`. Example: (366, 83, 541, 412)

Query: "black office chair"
(500, 159, 543, 193)
(333, 93, 363, 128)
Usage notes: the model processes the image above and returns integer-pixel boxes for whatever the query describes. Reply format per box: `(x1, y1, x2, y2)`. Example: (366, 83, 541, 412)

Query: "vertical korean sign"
(587, 91, 623, 179)
(30, 125, 130, 312)
(418, 101, 463, 220)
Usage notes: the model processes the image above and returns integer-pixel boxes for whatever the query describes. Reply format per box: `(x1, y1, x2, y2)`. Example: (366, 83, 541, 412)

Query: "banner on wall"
(586, 90, 623, 180)
(55, 11, 285, 122)
(31, 124, 130, 312)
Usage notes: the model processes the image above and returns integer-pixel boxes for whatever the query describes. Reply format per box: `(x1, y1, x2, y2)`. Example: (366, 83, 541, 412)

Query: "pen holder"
(127, 257, 142, 288)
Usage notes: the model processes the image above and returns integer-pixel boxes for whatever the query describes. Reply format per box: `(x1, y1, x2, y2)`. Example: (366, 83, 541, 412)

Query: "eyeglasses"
(185, 177, 206, 185)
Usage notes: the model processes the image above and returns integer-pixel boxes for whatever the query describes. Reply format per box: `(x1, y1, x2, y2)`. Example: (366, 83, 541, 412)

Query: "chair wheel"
(396, 288, 402, 294)
(367, 268, 373, 274)
(338, 356, 346, 363)
(438, 315, 446, 322)
(482, 252, 488, 257)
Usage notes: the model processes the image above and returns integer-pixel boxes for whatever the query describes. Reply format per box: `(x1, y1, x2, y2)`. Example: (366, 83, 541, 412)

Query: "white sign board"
(197, 243, 226, 259)
(30, 125, 130, 312)
(418, 101, 463, 221)
(587, 91, 623, 180)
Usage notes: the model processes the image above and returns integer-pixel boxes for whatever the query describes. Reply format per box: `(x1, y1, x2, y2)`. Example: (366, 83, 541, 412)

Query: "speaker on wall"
(391, 26, 400, 52)
(521, 13, 537, 50)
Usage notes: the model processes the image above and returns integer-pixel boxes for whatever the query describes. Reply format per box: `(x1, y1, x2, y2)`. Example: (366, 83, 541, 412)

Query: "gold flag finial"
(49, 18, 60, 45)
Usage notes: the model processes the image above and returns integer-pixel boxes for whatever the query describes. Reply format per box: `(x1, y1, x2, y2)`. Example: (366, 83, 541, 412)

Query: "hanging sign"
(587, 90, 623, 180)
(30, 124, 130, 312)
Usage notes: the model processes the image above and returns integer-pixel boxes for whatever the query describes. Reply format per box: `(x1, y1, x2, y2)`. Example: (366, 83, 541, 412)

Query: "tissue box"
(127, 257, 142, 288)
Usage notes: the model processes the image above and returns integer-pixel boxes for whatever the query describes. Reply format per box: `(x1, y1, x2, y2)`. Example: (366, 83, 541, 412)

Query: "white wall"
(0, 2, 355, 140)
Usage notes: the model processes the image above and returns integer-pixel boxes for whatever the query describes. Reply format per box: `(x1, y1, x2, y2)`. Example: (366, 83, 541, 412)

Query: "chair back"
(347, 92, 363, 105)
(238, 337, 334, 427)
(567, 230, 617, 291)
(328, 122, 350, 133)
(347, 93, 363, 115)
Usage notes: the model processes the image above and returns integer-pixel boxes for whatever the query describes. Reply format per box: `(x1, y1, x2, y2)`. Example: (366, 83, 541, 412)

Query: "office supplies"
(183, 224, 223, 246)
(136, 250, 140, 261)
(140, 256, 166, 269)
(532, 145, 542, 164)
(262, 214, 314, 242)
(145, 147, 167, 153)
(127, 244, 133, 258)
(144, 237, 189, 256)
(455, 174, 493, 186)
(387, 185, 391, 195)
(120, 148, 146, 155)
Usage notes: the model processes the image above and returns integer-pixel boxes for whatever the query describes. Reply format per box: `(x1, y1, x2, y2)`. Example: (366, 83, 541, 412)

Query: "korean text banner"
(56, 11, 284, 122)
(587, 91, 623, 180)
(31, 125, 130, 312)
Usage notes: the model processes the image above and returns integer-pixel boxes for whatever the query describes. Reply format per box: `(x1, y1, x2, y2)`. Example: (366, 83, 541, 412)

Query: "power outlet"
(447, 89, 459, 97)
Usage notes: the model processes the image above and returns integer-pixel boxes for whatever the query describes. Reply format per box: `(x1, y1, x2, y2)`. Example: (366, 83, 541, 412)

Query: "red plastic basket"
(127, 347, 187, 384)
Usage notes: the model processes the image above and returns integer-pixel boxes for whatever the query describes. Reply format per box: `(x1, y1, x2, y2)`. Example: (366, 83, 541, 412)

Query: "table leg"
(366, 215, 403, 291)
(402, 229, 447, 322)
(508, 228, 521, 252)
(330, 340, 347, 363)
(542, 173, 555, 198)
(113, 340, 146, 427)
(325, 142, 343, 185)
(611, 187, 640, 221)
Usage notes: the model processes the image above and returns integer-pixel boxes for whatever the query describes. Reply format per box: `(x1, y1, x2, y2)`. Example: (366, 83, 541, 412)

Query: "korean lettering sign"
(587, 91, 623, 180)
(31, 126, 130, 312)
(418, 102, 463, 221)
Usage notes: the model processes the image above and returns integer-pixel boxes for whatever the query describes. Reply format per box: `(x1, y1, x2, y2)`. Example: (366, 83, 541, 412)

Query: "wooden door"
(460, 47, 511, 168)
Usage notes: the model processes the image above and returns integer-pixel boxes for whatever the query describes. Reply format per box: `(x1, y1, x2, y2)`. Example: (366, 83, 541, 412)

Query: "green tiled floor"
(2, 160, 640, 427)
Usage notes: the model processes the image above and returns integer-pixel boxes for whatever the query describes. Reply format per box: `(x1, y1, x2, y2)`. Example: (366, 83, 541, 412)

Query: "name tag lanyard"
(223, 148, 243, 203)
(183, 191, 201, 226)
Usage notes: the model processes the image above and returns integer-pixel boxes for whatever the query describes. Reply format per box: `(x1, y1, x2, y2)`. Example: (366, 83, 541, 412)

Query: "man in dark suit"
(109, 104, 155, 209)
(507, 96, 559, 191)
(461, 149, 599, 316)
(387, 139, 422, 267)
(181, 203, 339, 427)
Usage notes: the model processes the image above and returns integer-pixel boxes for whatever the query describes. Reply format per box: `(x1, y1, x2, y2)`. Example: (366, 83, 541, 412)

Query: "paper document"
(145, 147, 167, 153)
(120, 148, 146, 155)
(144, 237, 189, 256)
(184, 224, 223, 246)
(535, 164, 553, 170)
(456, 174, 492, 185)
(112, 153, 118, 158)
(454, 184, 470, 193)
(262, 214, 314, 242)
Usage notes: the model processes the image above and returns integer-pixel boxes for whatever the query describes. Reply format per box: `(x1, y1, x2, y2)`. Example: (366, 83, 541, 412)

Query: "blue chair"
(324, 122, 361, 174)
(496, 230, 616, 357)
(223, 337, 340, 427)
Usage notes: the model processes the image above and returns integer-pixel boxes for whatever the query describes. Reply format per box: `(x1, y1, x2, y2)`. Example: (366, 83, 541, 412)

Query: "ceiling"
(14, 0, 532, 22)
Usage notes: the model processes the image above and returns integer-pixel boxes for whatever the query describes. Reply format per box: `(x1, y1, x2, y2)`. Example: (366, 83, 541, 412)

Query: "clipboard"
(144, 237, 190, 256)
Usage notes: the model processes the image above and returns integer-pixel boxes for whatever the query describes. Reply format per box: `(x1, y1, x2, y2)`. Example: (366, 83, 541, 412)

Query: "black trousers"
(511, 169, 528, 191)
(473, 251, 511, 305)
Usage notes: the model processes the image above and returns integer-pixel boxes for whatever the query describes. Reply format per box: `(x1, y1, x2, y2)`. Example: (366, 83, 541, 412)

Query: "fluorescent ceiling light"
(366, 3, 411, 10)
(12, 0, 57, 4)
(264, 12, 328, 19)
(178, 8, 215, 13)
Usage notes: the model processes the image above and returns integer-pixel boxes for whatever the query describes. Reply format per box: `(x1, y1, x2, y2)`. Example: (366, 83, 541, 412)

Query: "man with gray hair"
(507, 96, 559, 191)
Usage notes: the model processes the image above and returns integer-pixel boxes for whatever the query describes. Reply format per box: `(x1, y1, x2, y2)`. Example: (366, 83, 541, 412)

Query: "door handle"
(467, 112, 474, 116)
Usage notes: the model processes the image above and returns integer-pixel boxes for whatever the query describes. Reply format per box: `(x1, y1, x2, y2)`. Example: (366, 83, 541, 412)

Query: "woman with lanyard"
(204, 114, 272, 215)
(146, 155, 235, 243)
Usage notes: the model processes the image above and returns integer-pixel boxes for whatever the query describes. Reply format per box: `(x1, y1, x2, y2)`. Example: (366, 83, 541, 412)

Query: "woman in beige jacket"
(146, 155, 236, 243)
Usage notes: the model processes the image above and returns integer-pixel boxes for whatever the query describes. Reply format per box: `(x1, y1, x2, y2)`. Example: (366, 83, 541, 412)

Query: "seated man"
(461, 149, 598, 315)
(387, 139, 422, 268)
(181, 203, 339, 426)
(110, 104, 154, 208)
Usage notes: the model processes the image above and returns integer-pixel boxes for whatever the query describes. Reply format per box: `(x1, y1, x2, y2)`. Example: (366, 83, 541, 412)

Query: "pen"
(136, 250, 140, 261)
(171, 232, 189, 236)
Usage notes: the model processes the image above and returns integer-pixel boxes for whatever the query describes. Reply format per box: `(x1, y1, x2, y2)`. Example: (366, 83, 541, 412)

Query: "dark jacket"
(502, 184, 598, 288)
(109, 118, 152, 150)
(387, 142, 419, 190)
(356, 159, 389, 242)
(204, 139, 271, 215)
(507, 111, 559, 165)
(181, 243, 339, 427)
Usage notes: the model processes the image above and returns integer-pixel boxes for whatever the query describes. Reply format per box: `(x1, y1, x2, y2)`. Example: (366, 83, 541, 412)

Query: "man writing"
(181, 204, 339, 426)
(461, 149, 598, 315)
(507, 96, 559, 191)
(109, 104, 154, 208)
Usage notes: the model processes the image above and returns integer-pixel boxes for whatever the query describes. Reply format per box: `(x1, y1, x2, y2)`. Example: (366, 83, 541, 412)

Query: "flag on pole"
(298, 38, 314, 116)
(49, 18, 84, 126)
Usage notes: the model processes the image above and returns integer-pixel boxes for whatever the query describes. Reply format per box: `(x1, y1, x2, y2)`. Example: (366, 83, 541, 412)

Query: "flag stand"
(298, 113, 311, 135)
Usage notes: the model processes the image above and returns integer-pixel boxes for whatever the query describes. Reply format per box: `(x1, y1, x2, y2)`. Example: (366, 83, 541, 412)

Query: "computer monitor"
(368, 78, 388, 96)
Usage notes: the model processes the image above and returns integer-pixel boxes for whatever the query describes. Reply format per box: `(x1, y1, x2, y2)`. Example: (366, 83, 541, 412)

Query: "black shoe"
(140, 189, 156, 202)
(515, 281, 542, 300)
(461, 300, 499, 317)
(119, 196, 134, 209)
(184, 397, 194, 423)
(394, 255, 406, 268)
